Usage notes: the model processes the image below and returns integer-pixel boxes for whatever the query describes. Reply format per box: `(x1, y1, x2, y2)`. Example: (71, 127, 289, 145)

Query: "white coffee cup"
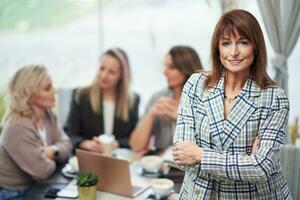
(98, 134, 115, 156)
(150, 178, 174, 197)
(140, 155, 164, 173)
(68, 156, 79, 172)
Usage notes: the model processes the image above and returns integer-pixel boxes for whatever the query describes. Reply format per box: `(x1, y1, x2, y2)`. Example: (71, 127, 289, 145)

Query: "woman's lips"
(228, 59, 243, 65)
(100, 80, 109, 85)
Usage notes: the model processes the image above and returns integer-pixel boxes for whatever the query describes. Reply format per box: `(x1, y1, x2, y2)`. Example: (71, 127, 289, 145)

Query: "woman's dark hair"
(207, 9, 275, 88)
(168, 45, 203, 82)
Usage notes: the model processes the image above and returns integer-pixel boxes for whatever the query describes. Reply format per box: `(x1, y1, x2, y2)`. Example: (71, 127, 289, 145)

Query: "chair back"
(280, 145, 300, 199)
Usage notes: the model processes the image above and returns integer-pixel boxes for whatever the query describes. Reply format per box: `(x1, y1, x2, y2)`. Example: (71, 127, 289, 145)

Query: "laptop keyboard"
(132, 185, 142, 193)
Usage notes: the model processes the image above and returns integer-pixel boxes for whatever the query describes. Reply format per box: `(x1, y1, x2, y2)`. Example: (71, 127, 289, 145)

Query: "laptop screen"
(76, 149, 149, 197)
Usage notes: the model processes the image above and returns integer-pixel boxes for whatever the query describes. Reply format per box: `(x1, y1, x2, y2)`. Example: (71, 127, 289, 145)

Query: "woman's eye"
(222, 41, 230, 46)
(45, 85, 52, 91)
(99, 65, 106, 71)
(239, 40, 249, 45)
(109, 70, 117, 75)
(168, 64, 175, 69)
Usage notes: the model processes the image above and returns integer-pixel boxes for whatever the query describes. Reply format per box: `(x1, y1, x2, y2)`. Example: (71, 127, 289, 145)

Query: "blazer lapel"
(112, 101, 118, 134)
(222, 77, 260, 150)
(98, 101, 104, 134)
(203, 76, 225, 151)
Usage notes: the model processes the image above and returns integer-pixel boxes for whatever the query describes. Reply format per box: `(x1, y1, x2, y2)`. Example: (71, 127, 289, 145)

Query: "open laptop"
(76, 149, 149, 198)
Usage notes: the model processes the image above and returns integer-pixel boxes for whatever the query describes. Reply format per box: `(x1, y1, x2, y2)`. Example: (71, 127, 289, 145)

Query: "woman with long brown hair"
(172, 9, 291, 199)
(130, 45, 202, 152)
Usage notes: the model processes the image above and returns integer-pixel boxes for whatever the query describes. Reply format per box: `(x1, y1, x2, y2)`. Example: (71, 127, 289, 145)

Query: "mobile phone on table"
(44, 188, 60, 198)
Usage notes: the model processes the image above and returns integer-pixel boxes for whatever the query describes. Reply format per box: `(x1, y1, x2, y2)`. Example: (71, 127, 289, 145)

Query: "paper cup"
(98, 134, 115, 156)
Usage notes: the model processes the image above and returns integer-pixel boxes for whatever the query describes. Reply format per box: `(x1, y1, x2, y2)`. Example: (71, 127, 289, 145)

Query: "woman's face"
(98, 54, 121, 91)
(219, 31, 254, 76)
(163, 54, 186, 89)
(30, 76, 55, 109)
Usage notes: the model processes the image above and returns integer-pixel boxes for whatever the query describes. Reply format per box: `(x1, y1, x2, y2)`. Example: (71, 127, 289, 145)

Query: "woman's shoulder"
(184, 70, 210, 93)
(128, 92, 140, 107)
(132, 92, 140, 103)
(145, 89, 171, 107)
(147, 89, 172, 103)
(261, 84, 288, 98)
(1, 117, 36, 142)
(74, 86, 91, 104)
(258, 85, 289, 109)
(7, 117, 34, 129)
(44, 109, 58, 124)
(155, 88, 173, 97)
(260, 85, 289, 105)
(132, 92, 139, 99)
(189, 70, 210, 83)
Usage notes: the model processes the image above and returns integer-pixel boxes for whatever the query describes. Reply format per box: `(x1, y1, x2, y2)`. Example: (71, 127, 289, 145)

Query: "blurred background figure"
(0, 65, 72, 199)
(130, 45, 203, 152)
(65, 48, 139, 152)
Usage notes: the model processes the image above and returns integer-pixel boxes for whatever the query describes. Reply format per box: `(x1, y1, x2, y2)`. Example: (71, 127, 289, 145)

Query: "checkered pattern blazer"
(174, 72, 291, 199)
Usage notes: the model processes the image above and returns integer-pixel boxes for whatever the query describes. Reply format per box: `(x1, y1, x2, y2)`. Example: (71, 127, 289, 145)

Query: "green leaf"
(77, 172, 98, 187)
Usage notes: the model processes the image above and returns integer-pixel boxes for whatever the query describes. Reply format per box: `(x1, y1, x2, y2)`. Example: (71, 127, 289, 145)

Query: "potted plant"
(77, 172, 98, 200)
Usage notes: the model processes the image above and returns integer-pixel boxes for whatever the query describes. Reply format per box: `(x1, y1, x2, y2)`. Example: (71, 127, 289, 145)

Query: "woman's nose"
(52, 88, 57, 95)
(163, 66, 169, 76)
(100, 70, 108, 78)
(230, 44, 239, 57)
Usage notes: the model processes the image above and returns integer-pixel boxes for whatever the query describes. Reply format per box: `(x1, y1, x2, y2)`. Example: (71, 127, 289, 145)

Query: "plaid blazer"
(174, 72, 291, 199)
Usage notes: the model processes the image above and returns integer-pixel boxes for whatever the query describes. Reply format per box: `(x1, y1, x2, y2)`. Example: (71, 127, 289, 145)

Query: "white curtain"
(280, 145, 300, 200)
(209, 0, 241, 13)
(219, 0, 239, 13)
(257, 0, 300, 93)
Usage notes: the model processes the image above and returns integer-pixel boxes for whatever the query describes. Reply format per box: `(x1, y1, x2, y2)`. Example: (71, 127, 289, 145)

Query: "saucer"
(159, 190, 174, 199)
(61, 164, 77, 178)
(142, 168, 162, 178)
(146, 190, 174, 200)
(112, 148, 133, 161)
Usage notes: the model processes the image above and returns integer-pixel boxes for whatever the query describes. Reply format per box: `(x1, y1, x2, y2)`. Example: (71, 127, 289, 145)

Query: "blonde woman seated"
(0, 65, 72, 199)
(130, 46, 203, 152)
(65, 48, 139, 152)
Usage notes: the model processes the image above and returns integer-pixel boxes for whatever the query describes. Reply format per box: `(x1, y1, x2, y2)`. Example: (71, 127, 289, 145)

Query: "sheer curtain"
(257, 2, 300, 199)
(257, 0, 300, 93)
(280, 145, 300, 200)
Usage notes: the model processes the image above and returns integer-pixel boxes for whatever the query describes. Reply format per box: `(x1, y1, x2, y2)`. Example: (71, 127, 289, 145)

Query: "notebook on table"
(76, 149, 149, 198)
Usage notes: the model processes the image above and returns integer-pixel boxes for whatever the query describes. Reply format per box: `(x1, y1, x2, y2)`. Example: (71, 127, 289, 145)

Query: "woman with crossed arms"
(173, 9, 291, 199)
(0, 65, 72, 199)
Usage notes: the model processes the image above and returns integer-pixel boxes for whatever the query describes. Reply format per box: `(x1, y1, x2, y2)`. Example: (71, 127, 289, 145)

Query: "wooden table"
(24, 150, 184, 200)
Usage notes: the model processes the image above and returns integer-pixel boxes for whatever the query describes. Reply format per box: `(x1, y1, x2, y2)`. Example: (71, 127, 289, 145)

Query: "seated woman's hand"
(79, 138, 103, 153)
(42, 146, 56, 160)
(150, 97, 178, 121)
(172, 141, 203, 165)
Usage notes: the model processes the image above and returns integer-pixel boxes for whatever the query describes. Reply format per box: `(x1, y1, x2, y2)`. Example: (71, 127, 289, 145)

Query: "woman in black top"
(65, 48, 139, 152)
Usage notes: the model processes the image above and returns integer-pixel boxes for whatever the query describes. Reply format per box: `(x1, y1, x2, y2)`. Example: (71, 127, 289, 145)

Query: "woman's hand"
(172, 141, 203, 165)
(251, 136, 260, 154)
(42, 146, 55, 160)
(150, 97, 178, 121)
(79, 137, 103, 153)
